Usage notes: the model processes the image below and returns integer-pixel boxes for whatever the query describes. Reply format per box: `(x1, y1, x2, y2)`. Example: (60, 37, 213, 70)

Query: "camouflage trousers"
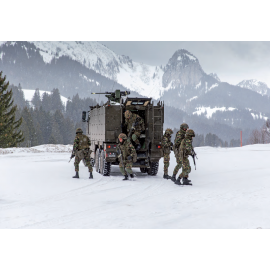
(179, 156, 191, 178)
(131, 131, 141, 145)
(74, 149, 93, 172)
(173, 155, 183, 175)
(163, 153, 170, 174)
(119, 160, 133, 175)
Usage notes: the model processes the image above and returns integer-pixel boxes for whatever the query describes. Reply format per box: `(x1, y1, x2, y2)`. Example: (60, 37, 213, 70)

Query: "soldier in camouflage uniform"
(117, 133, 137, 180)
(124, 110, 145, 151)
(171, 123, 189, 182)
(175, 129, 195, 185)
(161, 128, 173, 179)
(72, 128, 93, 179)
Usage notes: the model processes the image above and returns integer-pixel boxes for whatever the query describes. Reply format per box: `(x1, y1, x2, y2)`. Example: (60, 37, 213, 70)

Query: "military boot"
(171, 174, 176, 182)
(182, 177, 192, 185)
(89, 172, 93, 179)
(130, 174, 134, 179)
(72, 172, 79, 178)
(123, 174, 129, 181)
(136, 144, 141, 151)
(174, 176, 181, 185)
(163, 174, 171, 180)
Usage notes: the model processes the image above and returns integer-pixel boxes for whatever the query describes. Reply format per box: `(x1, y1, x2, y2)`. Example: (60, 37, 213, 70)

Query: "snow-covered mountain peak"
(162, 49, 204, 88)
(237, 79, 270, 96)
(169, 49, 199, 67)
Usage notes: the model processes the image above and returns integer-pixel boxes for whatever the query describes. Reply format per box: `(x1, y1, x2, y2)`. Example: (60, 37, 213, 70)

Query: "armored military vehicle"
(82, 90, 164, 176)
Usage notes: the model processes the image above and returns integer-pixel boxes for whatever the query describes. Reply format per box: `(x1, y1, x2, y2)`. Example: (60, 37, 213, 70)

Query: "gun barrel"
(91, 92, 111, 94)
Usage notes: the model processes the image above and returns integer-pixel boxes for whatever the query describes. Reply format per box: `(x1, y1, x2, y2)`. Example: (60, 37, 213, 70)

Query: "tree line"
(171, 127, 240, 148)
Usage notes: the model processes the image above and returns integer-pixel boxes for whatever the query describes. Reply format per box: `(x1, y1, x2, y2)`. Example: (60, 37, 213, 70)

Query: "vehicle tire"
(140, 167, 147, 173)
(99, 151, 111, 176)
(147, 161, 159, 176)
(95, 148, 100, 173)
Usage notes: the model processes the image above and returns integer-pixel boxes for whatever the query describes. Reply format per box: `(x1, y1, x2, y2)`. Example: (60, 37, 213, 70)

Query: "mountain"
(237, 79, 270, 96)
(1, 41, 269, 142)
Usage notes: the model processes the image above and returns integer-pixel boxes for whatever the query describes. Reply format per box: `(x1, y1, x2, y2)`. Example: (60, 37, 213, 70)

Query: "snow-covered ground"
(1, 144, 270, 229)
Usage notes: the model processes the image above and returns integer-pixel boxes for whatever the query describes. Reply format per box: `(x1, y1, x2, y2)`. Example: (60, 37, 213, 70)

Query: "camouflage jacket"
(73, 134, 91, 152)
(117, 140, 136, 161)
(174, 129, 186, 149)
(161, 133, 172, 154)
(180, 135, 193, 158)
(125, 113, 145, 133)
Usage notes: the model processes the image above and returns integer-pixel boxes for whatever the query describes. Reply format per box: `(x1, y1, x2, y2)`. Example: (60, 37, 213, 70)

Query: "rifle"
(191, 149, 198, 170)
(127, 122, 135, 140)
(69, 151, 75, 163)
(117, 146, 125, 167)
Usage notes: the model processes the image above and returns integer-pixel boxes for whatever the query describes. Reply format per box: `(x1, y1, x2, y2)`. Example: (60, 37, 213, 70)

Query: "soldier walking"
(175, 129, 196, 185)
(124, 110, 145, 151)
(72, 128, 93, 179)
(117, 133, 137, 180)
(171, 123, 189, 182)
(161, 128, 173, 179)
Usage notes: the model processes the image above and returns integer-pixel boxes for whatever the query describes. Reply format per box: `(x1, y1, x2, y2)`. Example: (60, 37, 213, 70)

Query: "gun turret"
(91, 89, 130, 103)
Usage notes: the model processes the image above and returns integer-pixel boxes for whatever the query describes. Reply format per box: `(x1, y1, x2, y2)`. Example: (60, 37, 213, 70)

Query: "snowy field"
(1, 144, 270, 229)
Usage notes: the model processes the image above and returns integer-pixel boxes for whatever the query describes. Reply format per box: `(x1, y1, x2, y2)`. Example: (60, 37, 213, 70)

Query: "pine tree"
(21, 107, 37, 147)
(0, 71, 24, 148)
(32, 88, 42, 108)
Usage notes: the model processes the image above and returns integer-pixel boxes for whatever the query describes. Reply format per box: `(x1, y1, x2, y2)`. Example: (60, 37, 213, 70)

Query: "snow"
(187, 96, 198, 102)
(193, 106, 237, 118)
(22, 89, 69, 107)
(251, 112, 268, 121)
(195, 81, 201, 89)
(208, 83, 218, 91)
(185, 53, 197, 61)
(1, 143, 270, 229)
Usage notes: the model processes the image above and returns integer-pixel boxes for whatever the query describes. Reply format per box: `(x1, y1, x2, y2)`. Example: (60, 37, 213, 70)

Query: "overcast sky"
(101, 42, 270, 86)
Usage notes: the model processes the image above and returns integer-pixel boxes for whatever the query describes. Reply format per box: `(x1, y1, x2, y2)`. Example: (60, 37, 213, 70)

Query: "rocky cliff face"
(162, 49, 205, 88)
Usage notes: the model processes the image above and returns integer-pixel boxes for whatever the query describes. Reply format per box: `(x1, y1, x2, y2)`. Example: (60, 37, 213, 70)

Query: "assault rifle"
(69, 151, 75, 163)
(127, 122, 135, 140)
(191, 149, 198, 170)
(117, 146, 125, 167)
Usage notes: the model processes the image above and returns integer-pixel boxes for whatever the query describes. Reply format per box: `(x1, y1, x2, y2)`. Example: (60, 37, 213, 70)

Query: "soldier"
(117, 133, 137, 180)
(72, 128, 93, 179)
(161, 128, 173, 179)
(124, 110, 145, 151)
(175, 129, 195, 185)
(171, 123, 189, 182)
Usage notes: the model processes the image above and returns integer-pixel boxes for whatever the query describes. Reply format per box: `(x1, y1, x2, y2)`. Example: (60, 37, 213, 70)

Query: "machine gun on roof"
(91, 89, 130, 103)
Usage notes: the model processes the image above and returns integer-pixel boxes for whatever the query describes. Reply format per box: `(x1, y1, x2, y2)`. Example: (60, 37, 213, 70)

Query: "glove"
(170, 142, 173, 146)
(127, 155, 133, 161)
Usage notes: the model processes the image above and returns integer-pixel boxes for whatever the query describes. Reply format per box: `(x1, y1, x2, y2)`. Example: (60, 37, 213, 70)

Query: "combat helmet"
(186, 129, 195, 137)
(165, 128, 173, 135)
(118, 133, 127, 140)
(124, 110, 132, 119)
(76, 128, 83, 134)
(180, 123, 189, 130)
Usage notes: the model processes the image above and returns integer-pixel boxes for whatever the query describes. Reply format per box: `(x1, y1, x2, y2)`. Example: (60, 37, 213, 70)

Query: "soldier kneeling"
(117, 133, 137, 180)
(72, 128, 93, 179)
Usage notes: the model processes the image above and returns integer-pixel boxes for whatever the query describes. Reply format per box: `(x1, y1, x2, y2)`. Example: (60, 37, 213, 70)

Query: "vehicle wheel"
(147, 161, 159, 176)
(140, 167, 147, 173)
(100, 151, 111, 176)
(95, 148, 100, 173)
